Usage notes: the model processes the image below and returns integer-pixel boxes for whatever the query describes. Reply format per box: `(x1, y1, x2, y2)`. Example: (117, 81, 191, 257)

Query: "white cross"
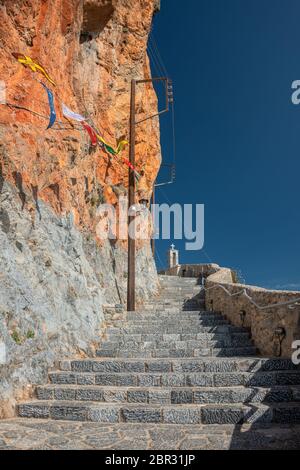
(170, 244, 175, 250)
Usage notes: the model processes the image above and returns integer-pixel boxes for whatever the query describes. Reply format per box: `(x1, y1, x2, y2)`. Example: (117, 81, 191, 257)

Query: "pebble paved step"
(100, 337, 253, 349)
(122, 319, 229, 326)
(58, 357, 300, 373)
(104, 333, 251, 343)
(126, 312, 218, 319)
(106, 325, 249, 335)
(35, 384, 300, 404)
(18, 274, 300, 425)
(48, 370, 300, 387)
(108, 326, 231, 335)
(18, 401, 300, 424)
(95, 346, 258, 358)
(119, 316, 229, 322)
(138, 306, 205, 312)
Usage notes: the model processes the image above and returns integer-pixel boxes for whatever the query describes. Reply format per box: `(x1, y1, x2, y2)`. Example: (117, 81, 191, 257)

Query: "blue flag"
(40, 81, 56, 129)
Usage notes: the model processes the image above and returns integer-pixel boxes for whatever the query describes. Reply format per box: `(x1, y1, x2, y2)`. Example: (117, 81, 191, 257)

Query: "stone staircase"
(18, 275, 300, 425)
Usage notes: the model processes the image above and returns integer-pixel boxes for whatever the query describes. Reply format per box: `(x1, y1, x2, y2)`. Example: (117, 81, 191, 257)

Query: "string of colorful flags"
(9, 52, 141, 180)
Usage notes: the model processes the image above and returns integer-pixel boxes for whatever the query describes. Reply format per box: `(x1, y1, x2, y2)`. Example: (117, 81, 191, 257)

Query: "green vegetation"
(11, 329, 35, 344)
(11, 330, 22, 345)
(26, 330, 35, 339)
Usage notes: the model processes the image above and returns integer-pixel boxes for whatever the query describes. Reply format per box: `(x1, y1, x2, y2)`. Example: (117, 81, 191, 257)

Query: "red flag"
(81, 122, 97, 146)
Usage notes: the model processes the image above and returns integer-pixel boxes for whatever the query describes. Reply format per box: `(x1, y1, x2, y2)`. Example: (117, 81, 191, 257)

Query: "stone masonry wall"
(161, 263, 219, 278)
(205, 267, 300, 358)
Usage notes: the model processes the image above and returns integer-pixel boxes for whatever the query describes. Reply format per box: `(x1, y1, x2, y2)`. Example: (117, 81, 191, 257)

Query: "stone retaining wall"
(205, 267, 300, 358)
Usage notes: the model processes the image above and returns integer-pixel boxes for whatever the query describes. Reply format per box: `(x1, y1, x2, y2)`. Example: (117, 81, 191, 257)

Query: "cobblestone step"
(124, 316, 227, 322)
(120, 312, 213, 318)
(95, 346, 257, 358)
(35, 384, 300, 404)
(123, 320, 228, 327)
(18, 401, 300, 424)
(109, 322, 228, 328)
(48, 370, 300, 387)
(136, 306, 205, 312)
(126, 311, 221, 320)
(144, 299, 202, 304)
(110, 325, 230, 335)
(101, 337, 253, 349)
(59, 357, 300, 373)
(105, 332, 251, 343)
(106, 325, 249, 336)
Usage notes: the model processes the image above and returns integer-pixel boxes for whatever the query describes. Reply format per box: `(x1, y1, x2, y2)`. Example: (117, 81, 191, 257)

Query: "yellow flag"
(12, 53, 56, 86)
(116, 140, 129, 154)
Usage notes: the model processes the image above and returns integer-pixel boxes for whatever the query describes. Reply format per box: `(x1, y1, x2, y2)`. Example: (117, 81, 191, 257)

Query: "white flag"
(0, 80, 6, 104)
(0, 342, 6, 364)
(62, 103, 86, 122)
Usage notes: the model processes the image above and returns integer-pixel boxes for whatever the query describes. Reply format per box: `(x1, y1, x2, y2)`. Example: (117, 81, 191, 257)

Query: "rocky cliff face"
(0, 0, 160, 417)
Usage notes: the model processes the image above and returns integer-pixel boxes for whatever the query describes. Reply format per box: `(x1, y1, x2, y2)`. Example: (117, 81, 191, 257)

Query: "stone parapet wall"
(205, 267, 300, 358)
(161, 263, 219, 278)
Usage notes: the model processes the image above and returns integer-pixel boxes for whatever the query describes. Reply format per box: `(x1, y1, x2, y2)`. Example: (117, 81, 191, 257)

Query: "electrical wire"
(148, 31, 176, 185)
(149, 32, 169, 77)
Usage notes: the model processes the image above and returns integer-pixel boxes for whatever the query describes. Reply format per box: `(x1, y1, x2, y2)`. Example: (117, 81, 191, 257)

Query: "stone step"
(129, 303, 212, 315)
(145, 298, 203, 303)
(35, 384, 300, 404)
(142, 304, 204, 310)
(157, 299, 202, 302)
(105, 318, 229, 333)
(95, 346, 258, 358)
(145, 298, 202, 302)
(141, 307, 205, 313)
(159, 289, 200, 292)
(104, 338, 252, 348)
(126, 314, 223, 321)
(105, 333, 251, 343)
(156, 295, 201, 300)
(101, 339, 253, 350)
(106, 325, 248, 335)
(49, 369, 300, 387)
(159, 277, 198, 283)
(114, 318, 229, 330)
(126, 311, 219, 320)
(101, 335, 253, 349)
(105, 327, 231, 336)
(18, 401, 300, 424)
(124, 315, 227, 322)
(110, 323, 230, 334)
(152, 298, 202, 302)
(59, 357, 300, 373)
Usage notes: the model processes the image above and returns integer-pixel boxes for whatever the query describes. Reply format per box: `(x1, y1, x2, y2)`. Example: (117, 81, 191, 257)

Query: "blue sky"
(149, 0, 300, 290)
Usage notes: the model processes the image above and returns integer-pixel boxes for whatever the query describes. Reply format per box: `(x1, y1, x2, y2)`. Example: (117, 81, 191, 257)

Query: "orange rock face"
(0, 0, 161, 240)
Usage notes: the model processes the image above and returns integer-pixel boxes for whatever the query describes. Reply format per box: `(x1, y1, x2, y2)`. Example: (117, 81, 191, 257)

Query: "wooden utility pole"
(127, 79, 136, 312)
(127, 77, 171, 312)
(151, 185, 155, 257)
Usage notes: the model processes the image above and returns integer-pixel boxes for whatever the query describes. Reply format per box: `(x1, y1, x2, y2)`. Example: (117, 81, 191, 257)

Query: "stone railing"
(205, 267, 300, 358)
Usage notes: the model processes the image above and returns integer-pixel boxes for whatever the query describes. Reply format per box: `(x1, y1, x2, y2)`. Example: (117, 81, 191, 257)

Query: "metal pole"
(127, 79, 136, 311)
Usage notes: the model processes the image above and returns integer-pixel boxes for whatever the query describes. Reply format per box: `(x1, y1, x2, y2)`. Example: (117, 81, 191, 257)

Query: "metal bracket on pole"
(154, 163, 176, 187)
(135, 77, 171, 125)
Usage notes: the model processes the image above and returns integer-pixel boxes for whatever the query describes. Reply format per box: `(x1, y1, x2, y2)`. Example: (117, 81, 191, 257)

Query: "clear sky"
(149, 0, 300, 290)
